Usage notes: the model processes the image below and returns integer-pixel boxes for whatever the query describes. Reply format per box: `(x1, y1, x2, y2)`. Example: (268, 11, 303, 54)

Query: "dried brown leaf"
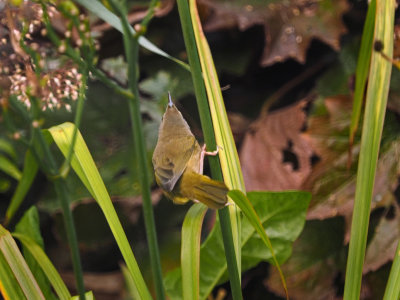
(364, 207, 400, 274)
(240, 100, 313, 191)
(304, 96, 400, 214)
(303, 96, 400, 245)
(198, 0, 349, 66)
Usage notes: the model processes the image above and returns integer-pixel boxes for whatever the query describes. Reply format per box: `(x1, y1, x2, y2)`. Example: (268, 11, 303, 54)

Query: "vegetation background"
(1, 0, 400, 299)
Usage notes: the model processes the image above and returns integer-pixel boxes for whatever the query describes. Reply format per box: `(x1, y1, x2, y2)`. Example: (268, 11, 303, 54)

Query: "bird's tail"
(180, 171, 228, 209)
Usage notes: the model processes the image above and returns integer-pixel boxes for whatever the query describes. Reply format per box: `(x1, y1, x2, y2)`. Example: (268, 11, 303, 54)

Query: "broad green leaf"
(14, 207, 58, 300)
(0, 154, 22, 180)
(47, 122, 151, 300)
(229, 190, 307, 299)
(5, 150, 39, 225)
(181, 204, 207, 300)
(0, 225, 45, 300)
(266, 218, 345, 299)
(74, 0, 189, 70)
(165, 191, 310, 300)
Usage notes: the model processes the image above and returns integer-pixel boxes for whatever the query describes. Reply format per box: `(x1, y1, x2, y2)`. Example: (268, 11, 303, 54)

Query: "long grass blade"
(0, 251, 25, 300)
(0, 138, 17, 161)
(188, 0, 244, 269)
(12, 233, 71, 300)
(0, 154, 21, 180)
(181, 204, 207, 300)
(0, 225, 45, 300)
(175, 0, 242, 299)
(5, 150, 38, 225)
(343, 0, 395, 298)
(349, 0, 376, 148)
(383, 241, 400, 300)
(14, 207, 57, 300)
(47, 122, 152, 300)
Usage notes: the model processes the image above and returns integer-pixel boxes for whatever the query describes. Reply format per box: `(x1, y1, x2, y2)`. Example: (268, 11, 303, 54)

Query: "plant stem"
(109, 1, 165, 299)
(175, 0, 242, 298)
(140, 0, 160, 31)
(53, 179, 86, 300)
(219, 208, 243, 300)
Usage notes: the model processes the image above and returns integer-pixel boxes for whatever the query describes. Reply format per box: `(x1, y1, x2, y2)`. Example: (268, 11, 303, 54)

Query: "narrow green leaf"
(383, 241, 400, 300)
(14, 207, 57, 300)
(181, 204, 207, 300)
(47, 122, 151, 300)
(180, 2, 243, 299)
(13, 233, 71, 300)
(228, 190, 288, 299)
(344, 0, 395, 298)
(0, 154, 22, 180)
(0, 178, 11, 193)
(70, 291, 94, 300)
(121, 264, 140, 300)
(0, 225, 45, 300)
(5, 150, 39, 225)
(0, 252, 26, 300)
(0, 138, 17, 161)
(74, 0, 189, 70)
(188, 0, 245, 193)
(188, 0, 244, 278)
(349, 0, 376, 147)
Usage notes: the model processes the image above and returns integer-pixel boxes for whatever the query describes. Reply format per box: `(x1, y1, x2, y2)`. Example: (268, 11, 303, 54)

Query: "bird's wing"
(153, 135, 198, 192)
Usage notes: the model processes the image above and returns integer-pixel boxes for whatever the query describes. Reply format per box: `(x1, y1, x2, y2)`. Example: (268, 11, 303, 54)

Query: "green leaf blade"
(181, 204, 208, 300)
(47, 122, 152, 300)
(14, 207, 58, 300)
(0, 154, 22, 180)
(344, 0, 396, 298)
(5, 150, 39, 225)
(349, 0, 376, 145)
(0, 225, 45, 300)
